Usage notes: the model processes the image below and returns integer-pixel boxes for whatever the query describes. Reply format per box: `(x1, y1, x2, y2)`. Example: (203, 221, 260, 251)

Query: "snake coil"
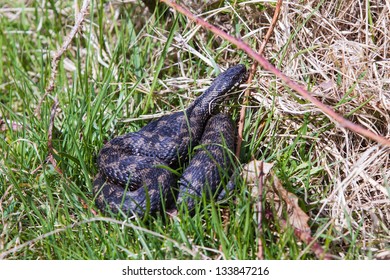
(93, 64, 247, 216)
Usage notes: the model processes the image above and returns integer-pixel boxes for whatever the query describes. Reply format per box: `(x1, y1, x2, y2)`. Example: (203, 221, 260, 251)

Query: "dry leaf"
(240, 159, 310, 233)
(229, 159, 330, 258)
(241, 160, 274, 186)
(268, 173, 310, 233)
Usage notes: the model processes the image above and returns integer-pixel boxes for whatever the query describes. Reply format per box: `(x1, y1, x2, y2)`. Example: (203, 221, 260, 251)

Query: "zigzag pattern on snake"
(93, 64, 247, 216)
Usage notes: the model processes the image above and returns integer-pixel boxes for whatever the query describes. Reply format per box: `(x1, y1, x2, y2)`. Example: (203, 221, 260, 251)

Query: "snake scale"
(93, 64, 247, 216)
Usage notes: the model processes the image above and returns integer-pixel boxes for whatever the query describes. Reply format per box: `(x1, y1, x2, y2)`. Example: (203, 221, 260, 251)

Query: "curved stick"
(236, 0, 283, 158)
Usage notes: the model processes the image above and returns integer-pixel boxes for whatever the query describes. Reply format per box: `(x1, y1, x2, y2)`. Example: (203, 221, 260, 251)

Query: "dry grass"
(243, 0, 390, 257)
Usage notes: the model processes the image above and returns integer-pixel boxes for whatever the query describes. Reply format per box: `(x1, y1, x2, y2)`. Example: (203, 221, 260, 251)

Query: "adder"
(93, 64, 247, 216)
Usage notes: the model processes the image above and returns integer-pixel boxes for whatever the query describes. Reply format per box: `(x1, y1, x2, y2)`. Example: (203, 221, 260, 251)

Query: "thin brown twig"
(160, 0, 390, 147)
(35, 0, 90, 175)
(47, 96, 59, 155)
(0, 184, 14, 208)
(46, 96, 63, 175)
(234, 4, 282, 255)
(35, 0, 90, 117)
(256, 161, 264, 260)
(32, 1, 91, 192)
(236, 0, 283, 158)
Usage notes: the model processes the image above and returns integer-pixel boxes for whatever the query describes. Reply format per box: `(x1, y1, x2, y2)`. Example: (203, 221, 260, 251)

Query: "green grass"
(1, 0, 387, 260)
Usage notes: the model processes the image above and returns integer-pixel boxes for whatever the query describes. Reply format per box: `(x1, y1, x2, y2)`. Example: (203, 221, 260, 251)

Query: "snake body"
(177, 113, 235, 210)
(93, 64, 247, 216)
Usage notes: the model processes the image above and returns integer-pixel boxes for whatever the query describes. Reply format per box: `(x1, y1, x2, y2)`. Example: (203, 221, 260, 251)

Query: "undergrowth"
(0, 0, 389, 260)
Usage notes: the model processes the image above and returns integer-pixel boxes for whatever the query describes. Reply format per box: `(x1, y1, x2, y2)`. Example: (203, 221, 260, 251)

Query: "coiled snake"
(93, 64, 247, 216)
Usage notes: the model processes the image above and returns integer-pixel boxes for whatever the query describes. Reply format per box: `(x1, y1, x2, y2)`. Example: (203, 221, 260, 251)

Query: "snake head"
(194, 64, 247, 115)
(208, 64, 247, 97)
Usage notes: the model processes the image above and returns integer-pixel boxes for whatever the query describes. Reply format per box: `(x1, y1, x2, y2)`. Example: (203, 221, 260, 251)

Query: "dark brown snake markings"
(93, 64, 247, 216)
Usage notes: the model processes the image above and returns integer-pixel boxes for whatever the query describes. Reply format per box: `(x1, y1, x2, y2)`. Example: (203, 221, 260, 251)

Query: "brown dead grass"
(244, 0, 390, 258)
